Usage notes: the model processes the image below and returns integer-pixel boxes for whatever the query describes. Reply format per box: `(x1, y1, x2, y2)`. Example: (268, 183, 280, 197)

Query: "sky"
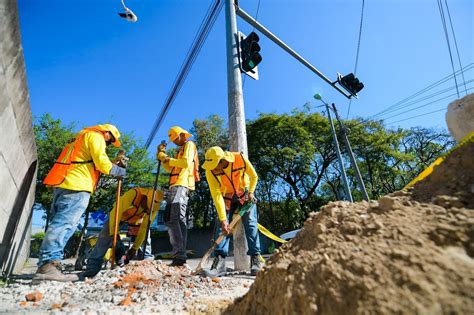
(18, 0, 473, 150)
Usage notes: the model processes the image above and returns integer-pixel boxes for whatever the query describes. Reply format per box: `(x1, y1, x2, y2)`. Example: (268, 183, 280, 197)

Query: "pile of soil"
(225, 142, 474, 314)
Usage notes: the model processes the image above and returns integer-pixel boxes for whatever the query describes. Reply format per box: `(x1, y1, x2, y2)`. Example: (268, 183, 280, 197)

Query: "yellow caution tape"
(404, 131, 474, 189)
(258, 223, 287, 244)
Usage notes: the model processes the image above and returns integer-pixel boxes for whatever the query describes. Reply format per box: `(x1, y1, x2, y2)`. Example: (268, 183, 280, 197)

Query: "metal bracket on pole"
(234, 4, 352, 99)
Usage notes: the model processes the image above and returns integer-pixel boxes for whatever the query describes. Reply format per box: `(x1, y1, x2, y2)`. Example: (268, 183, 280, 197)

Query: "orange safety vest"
(169, 141, 200, 186)
(121, 188, 150, 226)
(43, 128, 104, 190)
(211, 152, 247, 211)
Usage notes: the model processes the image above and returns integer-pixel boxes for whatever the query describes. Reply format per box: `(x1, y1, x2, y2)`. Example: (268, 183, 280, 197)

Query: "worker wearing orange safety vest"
(202, 146, 263, 276)
(157, 126, 200, 266)
(34, 124, 126, 283)
(83, 187, 164, 278)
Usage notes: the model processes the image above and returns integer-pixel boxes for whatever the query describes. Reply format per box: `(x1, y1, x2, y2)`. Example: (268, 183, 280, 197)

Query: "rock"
(25, 291, 42, 302)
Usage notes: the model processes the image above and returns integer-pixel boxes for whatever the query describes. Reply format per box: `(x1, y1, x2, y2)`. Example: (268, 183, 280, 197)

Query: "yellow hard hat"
(201, 146, 235, 170)
(168, 126, 192, 142)
(145, 189, 164, 211)
(94, 124, 122, 147)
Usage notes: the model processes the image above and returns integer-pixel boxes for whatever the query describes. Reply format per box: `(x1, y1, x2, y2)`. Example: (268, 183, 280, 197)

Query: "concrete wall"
(0, 0, 37, 276)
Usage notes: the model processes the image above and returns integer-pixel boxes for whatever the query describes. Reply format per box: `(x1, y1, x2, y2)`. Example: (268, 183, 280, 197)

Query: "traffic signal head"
(240, 32, 262, 72)
(339, 73, 364, 96)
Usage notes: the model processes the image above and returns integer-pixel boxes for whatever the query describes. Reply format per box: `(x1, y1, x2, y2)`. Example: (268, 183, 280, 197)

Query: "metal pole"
(235, 5, 351, 99)
(225, 0, 249, 271)
(326, 104, 353, 202)
(331, 103, 370, 201)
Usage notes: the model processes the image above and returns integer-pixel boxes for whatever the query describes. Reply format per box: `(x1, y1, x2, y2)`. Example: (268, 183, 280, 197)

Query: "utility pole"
(323, 101, 353, 202)
(225, 0, 249, 271)
(331, 103, 370, 201)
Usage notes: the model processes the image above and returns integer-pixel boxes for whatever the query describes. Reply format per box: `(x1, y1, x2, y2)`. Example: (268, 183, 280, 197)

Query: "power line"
(145, 0, 223, 149)
(444, 0, 468, 95)
(368, 63, 473, 119)
(437, 0, 459, 97)
(372, 79, 474, 120)
(376, 86, 474, 121)
(346, 0, 365, 119)
(384, 107, 448, 125)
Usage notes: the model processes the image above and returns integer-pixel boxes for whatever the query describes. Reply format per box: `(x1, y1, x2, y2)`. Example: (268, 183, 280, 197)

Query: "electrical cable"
(437, 0, 459, 97)
(346, 0, 365, 119)
(368, 63, 473, 120)
(444, 0, 468, 95)
(384, 108, 448, 125)
(145, 0, 223, 149)
(372, 79, 474, 120)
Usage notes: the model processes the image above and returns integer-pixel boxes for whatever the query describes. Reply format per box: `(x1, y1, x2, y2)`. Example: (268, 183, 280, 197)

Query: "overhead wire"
(384, 108, 448, 125)
(346, 0, 365, 119)
(443, 0, 468, 95)
(145, 0, 224, 149)
(371, 79, 474, 120)
(367, 63, 473, 120)
(437, 0, 459, 97)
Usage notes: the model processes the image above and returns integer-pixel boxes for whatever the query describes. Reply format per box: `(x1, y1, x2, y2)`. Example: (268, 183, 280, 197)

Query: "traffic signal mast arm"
(235, 3, 354, 99)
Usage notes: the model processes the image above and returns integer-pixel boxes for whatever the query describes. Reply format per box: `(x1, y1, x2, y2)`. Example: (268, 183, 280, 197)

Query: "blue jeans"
(86, 218, 113, 271)
(38, 188, 90, 266)
(214, 203, 261, 257)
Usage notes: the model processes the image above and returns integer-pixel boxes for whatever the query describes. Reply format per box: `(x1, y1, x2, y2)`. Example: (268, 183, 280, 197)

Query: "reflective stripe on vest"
(169, 141, 200, 186)
(211, 152, 247, 211)
(43, 128, 104, 189)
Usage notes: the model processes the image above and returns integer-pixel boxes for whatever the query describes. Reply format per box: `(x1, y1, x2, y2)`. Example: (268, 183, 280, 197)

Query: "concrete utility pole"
(325, 104, 353, 202)
(225, 0, 249, 271)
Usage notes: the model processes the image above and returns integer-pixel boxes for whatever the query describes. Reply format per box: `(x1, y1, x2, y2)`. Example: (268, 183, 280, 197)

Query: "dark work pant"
(164, 186, 189, 260)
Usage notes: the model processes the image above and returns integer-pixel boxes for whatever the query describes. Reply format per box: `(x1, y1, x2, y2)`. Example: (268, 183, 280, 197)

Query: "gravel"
(0, 260, 253, 314)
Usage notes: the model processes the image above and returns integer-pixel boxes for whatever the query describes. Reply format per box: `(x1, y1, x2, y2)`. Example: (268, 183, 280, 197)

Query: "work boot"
(82, 266, 101, 278)
(250, 255, 263, 276)
(33, 261, 79, 282)
(169, 258, 187, 267)
(203, 255, 226, 277)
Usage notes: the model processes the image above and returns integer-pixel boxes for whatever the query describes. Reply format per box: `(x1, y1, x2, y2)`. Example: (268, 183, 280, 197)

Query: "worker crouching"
(83, 187, 164, 278)
(202, 146, 263, 276)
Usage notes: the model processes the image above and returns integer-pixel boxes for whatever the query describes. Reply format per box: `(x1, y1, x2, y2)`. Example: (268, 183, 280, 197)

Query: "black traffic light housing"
(338, 73, 364, 97)
(237, 31, 262, 80)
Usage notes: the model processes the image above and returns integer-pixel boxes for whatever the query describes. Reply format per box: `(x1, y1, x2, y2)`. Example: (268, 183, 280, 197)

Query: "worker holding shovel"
(82, 187, 164, 278)
(201, 146, 263, 277)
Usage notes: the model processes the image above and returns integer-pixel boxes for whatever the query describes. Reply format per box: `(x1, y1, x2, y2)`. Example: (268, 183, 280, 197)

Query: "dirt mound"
(225, 143, 474, 315)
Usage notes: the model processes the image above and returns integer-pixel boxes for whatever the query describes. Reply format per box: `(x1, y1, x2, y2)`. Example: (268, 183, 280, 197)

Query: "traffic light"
(238, 31, 262, 80)
(338, 73, 364, 96)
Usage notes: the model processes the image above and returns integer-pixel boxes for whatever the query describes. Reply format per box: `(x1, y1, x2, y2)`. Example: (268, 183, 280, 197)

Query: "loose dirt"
(225, 142, 474, 315)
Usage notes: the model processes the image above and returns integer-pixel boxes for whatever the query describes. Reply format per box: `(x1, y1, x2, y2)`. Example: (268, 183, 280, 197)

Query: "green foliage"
(31, 232, 45, 240)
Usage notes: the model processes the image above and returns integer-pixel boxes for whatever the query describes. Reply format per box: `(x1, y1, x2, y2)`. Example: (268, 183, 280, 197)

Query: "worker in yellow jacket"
(202, 146, 262, 276)
(157, 126, 200, 266)
(35, 124, 126, 282)
(83, 187, 163, 277)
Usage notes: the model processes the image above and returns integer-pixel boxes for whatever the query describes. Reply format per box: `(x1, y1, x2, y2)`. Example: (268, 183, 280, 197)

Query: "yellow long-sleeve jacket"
(205, 154, 258, 222)
(108, 188, 164, 250)
(56, 131, 114, 193)
(162, 141, 198, 190)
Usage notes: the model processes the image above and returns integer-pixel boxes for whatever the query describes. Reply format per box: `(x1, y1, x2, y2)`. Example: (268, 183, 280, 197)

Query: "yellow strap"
(404, 131, 474, 189)
(258, 223, 287, 243)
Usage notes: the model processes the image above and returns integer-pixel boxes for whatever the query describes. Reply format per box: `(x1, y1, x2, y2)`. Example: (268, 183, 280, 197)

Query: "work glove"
(157, 152, 168, 163)
(110, 164, 126, 177)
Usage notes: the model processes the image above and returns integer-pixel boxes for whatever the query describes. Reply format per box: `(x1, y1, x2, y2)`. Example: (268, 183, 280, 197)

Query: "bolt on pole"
(326, 103, 353, 202)
(225, 0, 249, 271)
